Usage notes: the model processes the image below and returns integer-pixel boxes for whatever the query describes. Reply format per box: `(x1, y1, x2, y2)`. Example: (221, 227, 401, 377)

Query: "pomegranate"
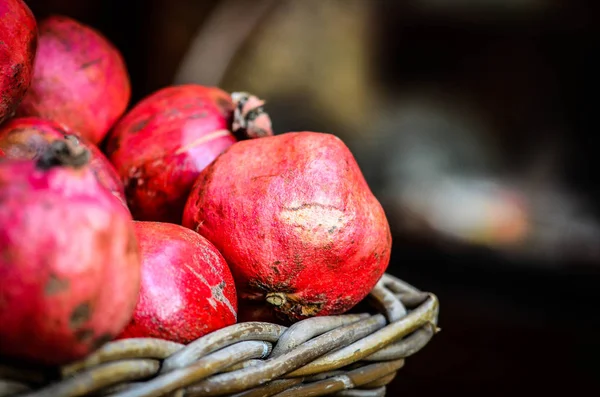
(118, 221, 237, 344)
(0, 117, 128, 209)
(0, 139, 141, 365)
(0, 0, 37, 124)
(16, 15, 130, 145)
(105, 84, 273, 223)
(182, 132, 391, 322)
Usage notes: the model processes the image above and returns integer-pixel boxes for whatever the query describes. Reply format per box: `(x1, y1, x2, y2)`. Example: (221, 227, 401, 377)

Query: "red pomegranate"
(105, 85, 273, 223)
(0, 0, 37, 124)
(0, 139, 141, 365)
(0, 117, 128, 209)
(118, 221, 237, 344)
(16, 15, 130, 145)
(182, 132, 391, 322)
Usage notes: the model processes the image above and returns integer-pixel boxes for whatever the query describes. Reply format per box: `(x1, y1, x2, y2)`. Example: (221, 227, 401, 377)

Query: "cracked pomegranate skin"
(0, 117, 128, 209)
(0, 0, 37, 124)
(117, 221, 237, 344)
(182, 131, 392, 321)
(16, 15, 131, 145)
(105, 85, 238, 223)
(0, 159, 141, 365)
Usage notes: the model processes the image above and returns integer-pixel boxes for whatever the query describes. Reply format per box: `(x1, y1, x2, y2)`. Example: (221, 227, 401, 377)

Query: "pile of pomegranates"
(0, 1, 391, 368)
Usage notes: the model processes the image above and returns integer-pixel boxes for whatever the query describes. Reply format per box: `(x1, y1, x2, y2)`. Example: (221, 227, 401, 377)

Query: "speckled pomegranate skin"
(105, 85, 237, 223)
(16, 15, 130, 144)
(0, 117, 128, 209)
(118, 221, 237, 344)
(182, 132, 391, 321)
(0, 0, 37, 124)
(0, 158, 141, 365)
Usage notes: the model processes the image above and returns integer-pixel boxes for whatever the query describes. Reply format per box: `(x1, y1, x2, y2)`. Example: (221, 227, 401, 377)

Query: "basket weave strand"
(0, 273, 440, 397)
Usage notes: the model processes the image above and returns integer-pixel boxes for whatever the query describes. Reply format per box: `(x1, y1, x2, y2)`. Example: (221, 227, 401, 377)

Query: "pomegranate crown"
(36, 135, 90, 170)
(231, 91, 274, 139)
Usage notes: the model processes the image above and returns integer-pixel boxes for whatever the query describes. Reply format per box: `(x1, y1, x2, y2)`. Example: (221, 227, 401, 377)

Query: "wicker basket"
(0, 273, 439, 397)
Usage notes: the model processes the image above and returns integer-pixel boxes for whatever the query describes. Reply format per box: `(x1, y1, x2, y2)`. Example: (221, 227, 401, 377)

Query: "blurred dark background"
(24, 0, 600, 394)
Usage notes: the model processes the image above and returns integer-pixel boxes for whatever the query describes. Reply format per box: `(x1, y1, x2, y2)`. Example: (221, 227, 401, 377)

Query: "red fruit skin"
(16, 15, 130, 145)
(105, 85, 237, 223)
(0, 159, 141, 366)
(182, 132, 392, 321)
(117, 221, 237, 344)
(0, 0, 37, 124)
(0, 117, 128, 209)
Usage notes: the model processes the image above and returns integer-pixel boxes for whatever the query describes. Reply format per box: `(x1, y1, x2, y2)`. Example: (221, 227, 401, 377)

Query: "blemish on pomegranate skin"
(69, 302, 91, 329)
(183, 262, 237, 318)
(271, 264, 281, 276)
(92, 333, 113, 349)
(189, 111, 208, 119)
(164, 108, 181, 118)
(11, 63, 24, 80)
(293, 253, 303, 267)
(44, 274, 70, 296)
(279, 204, 347, 247)
(48, 30, 73, 51)
(129, 118, 150, 133)
(74, 328, 94, 342)
(250, 173, 279, 181)
(210, 280, 236, 318)
(249, 279, 294, 295)
(79, 58, 102, 69)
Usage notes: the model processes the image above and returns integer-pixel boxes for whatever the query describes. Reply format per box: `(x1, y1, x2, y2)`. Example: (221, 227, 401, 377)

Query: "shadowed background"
(24, 0, 600, 394)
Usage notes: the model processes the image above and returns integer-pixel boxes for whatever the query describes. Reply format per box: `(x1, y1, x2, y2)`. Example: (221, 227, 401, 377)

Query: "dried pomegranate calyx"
(231, 91, 273, 139)
(265, 291, 325, 317)
(36, 138, 90, 170)
(266, 292, 287, 307)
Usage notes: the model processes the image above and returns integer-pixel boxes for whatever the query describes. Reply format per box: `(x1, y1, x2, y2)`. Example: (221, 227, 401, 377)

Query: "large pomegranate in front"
(183, 131, 391, 321)
(0, 139, 141, 365)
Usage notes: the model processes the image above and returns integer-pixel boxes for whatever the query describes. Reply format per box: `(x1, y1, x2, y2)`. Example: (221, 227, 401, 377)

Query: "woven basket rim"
(0, 273, 440, 397)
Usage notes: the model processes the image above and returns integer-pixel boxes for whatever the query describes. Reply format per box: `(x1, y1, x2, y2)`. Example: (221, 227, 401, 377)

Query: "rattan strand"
(0, 273, 439, 397)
